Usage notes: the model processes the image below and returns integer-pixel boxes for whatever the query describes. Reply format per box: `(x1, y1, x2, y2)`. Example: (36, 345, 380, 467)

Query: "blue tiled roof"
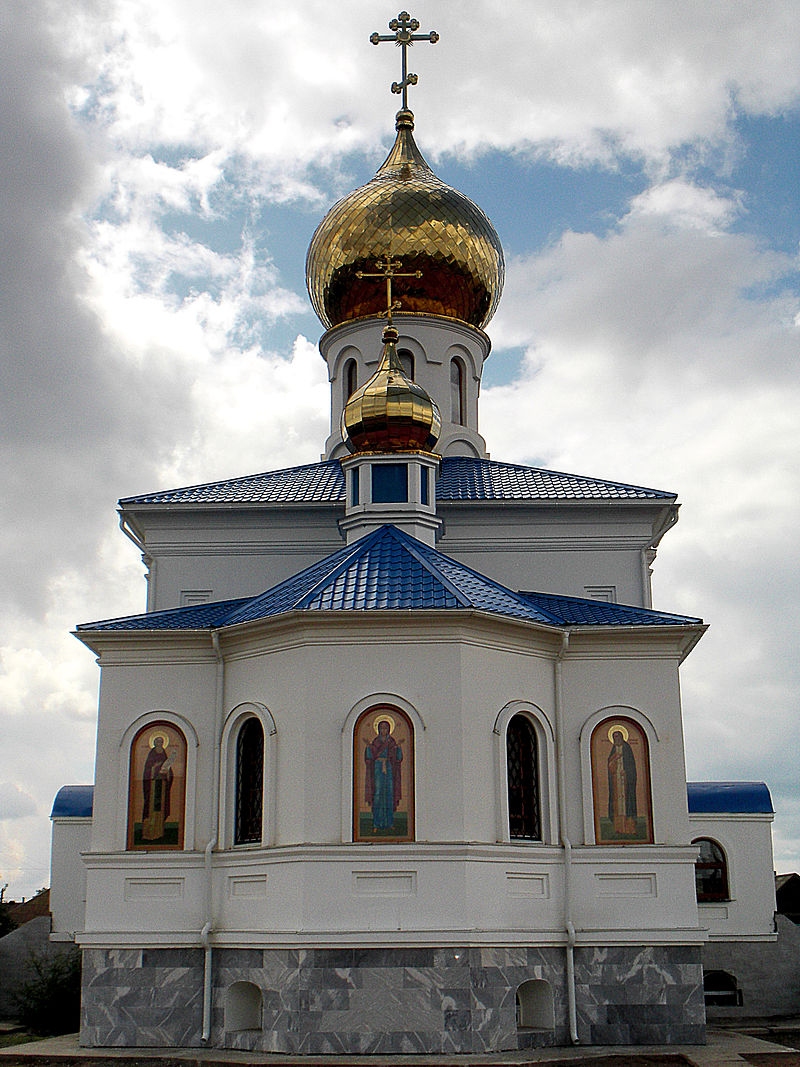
(78, 526, 701, 634)
(76, 598, 251, 632)
(687, 781, 773, 815)
(51, 785, 94, 818)
(437, 458, 674, 502)
(119, 457, 675, 507)
(518, 591, 700, 626)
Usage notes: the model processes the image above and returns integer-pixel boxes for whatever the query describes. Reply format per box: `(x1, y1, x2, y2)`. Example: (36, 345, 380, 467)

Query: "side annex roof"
(55, 781, 768, 823)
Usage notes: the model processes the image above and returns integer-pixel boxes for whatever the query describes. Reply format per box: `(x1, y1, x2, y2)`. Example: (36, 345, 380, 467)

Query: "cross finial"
(370, 11, 439, 110)
(356, 256, 423, 326)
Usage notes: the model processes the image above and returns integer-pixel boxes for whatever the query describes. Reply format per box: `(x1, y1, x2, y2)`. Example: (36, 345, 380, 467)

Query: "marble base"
(81, 944, 705, 1052)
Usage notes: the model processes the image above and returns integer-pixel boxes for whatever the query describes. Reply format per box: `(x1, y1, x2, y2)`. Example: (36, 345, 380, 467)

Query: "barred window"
(507, 715, 541, 840)
(235, 718, 264, 845)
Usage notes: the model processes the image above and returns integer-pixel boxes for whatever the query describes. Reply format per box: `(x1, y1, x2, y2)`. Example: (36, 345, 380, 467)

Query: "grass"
(0, 1032, 46, 1049)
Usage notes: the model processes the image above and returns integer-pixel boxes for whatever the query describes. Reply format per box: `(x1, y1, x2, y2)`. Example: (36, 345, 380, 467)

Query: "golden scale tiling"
(341, 324, 442, 453)
(306, 109, 505, 331)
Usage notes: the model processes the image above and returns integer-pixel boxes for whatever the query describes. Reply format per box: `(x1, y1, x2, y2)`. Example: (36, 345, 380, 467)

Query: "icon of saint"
(364, 718, 403, 832)
(141, 735, 175, 841)
(607, 728, 637, 835)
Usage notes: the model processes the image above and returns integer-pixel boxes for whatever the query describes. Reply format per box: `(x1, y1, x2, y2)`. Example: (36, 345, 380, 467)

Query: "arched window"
(224, 981, 262, 1030)
(590, 716, 653, 844)
(398, 349, 414, 380)
(344, 358, 358, 403)
(693, 837, 730, 902)
(703, 970, 742, 1007)
(450, 357, 465, 425)
(235, 717, 264, 845)
(507, 715, 541, 840)
(127, 721, 187, 850)
(353, 705, 414, 842)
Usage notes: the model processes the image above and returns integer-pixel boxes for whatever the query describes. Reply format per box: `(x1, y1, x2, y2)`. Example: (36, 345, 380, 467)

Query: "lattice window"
(235, 718, 264, 845)
(507, 715, 541, 840)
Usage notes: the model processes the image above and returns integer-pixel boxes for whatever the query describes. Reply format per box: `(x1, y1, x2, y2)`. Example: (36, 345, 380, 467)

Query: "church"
(49, 12, 777, 1055)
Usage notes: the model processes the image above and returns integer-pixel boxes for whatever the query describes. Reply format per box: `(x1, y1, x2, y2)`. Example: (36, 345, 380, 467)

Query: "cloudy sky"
(1, 0, 799, 899)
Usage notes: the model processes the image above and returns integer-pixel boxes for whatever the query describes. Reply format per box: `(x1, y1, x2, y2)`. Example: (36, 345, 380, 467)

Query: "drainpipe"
(118, 514, 156, 612)
(201, 629, 225, 1044)
(554, 631, 579, 1045)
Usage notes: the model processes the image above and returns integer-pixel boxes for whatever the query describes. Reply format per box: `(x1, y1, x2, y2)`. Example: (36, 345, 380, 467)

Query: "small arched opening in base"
(516, 979, 555, 1048)
(224, 981, 262, 1032)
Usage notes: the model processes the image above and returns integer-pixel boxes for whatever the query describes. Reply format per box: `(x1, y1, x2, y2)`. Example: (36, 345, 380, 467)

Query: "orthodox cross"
(356, 256, 422, 326)
(370, 11, 439, 110)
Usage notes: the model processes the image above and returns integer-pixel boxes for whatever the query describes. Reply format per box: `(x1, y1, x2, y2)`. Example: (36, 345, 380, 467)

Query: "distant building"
(776, 873, 800, 924)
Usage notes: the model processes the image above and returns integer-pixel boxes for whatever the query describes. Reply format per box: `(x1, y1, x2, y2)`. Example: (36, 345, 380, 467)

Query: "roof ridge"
(223, 532, 380, 623)
(384, 527, 475, 608)
(397, 529, 560, 622)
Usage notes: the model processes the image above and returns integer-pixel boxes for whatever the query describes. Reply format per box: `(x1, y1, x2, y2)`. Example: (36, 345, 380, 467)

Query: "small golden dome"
(307, 110, 504, 330)
(342, 323, 442, 453)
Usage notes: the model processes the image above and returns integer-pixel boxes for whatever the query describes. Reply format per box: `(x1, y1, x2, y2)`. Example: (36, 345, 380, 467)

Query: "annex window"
(507, 714, 541, 840)
(450, 357, 465, 425)
(703, 970, 742, 1007)
(693, 837, 730, 902)
(127, 721, 187, 850)
(235, 717, 264, 845)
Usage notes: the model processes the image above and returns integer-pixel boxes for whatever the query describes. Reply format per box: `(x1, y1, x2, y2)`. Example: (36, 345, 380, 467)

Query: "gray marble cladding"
(80, 943, 705, 1052)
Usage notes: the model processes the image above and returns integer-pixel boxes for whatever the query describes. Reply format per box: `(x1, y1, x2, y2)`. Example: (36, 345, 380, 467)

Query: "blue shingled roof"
(77, 525, 701, 634)
(518, 591, 699, 626)
(119, 456, 675, 507)
(687, 781, 773, 815)
(51, 784, 94, 818)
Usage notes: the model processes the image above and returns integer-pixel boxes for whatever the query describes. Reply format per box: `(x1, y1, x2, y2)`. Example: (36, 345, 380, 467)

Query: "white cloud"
(629, 180, 742, 233)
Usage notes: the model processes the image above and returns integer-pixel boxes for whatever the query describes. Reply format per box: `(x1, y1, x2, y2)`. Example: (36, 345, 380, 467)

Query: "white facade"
(76, 614, 704, 953)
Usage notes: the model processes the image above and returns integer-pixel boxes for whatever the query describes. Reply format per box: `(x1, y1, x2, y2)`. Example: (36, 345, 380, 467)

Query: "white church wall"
(439, 505, 667, 608)
(87, 644, 217, 854)
(49, 815, 92, 941)
(77, 613, 703, 952)
(134, 508, 344, 612)
(689, 811, 776, 940)
(133, 500, 666, 617)
(564, 649, 694, 849)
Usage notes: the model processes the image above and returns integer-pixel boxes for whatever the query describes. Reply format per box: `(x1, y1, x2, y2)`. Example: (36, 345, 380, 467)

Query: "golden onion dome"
(306, 109, 505, 330)
(342, 323, 442, 453)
